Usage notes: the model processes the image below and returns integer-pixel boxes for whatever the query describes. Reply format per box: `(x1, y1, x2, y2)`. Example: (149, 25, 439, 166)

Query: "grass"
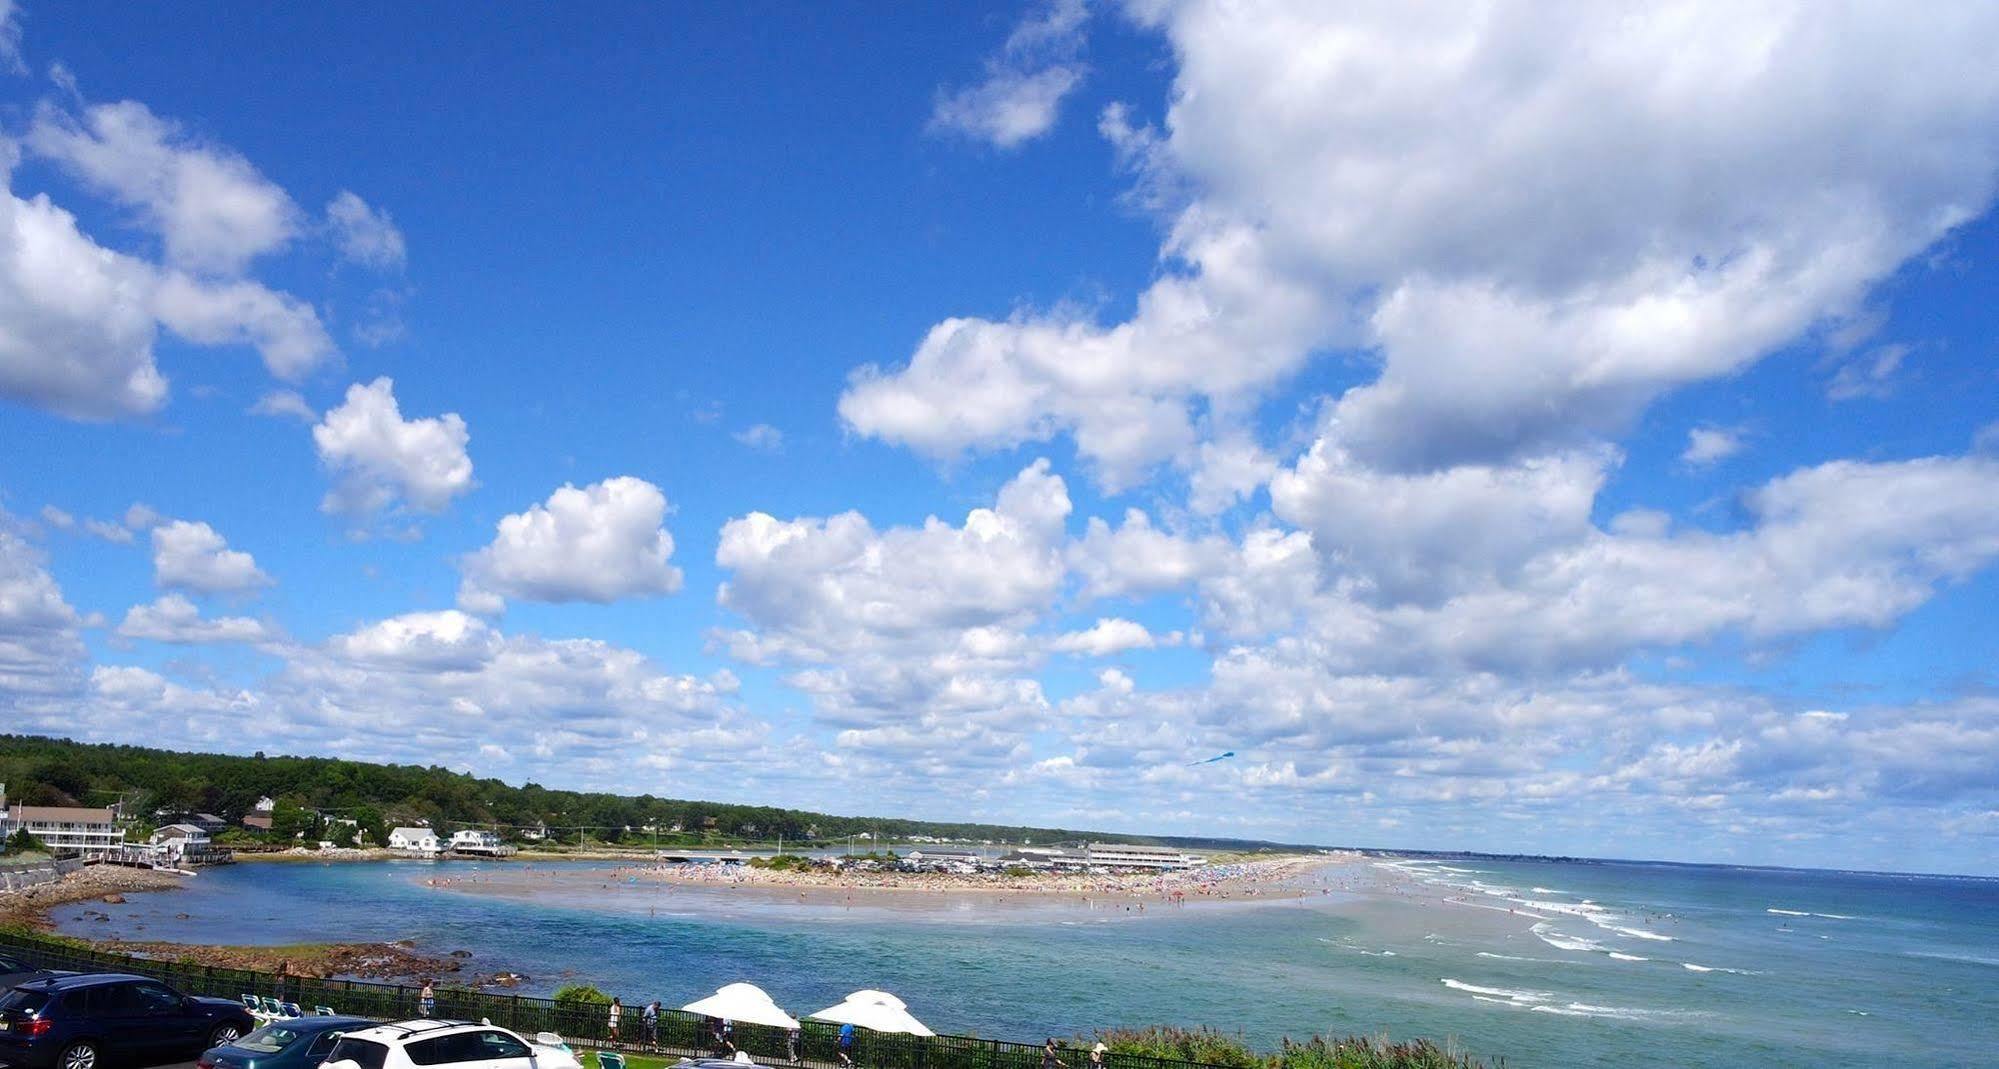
(1091, 1027, 1489, 1069)
(574, 1053, 676, 1069)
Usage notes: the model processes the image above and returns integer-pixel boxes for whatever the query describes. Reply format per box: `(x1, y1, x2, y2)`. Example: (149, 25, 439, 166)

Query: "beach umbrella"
(809, 989, 936, 1037)
(682, 982, 802, 1029)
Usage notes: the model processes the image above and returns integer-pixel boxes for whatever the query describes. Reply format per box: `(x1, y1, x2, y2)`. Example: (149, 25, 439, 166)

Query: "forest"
(0, 734, 1297, 852)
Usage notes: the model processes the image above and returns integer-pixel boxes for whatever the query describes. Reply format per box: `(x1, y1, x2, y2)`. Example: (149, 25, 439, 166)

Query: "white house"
(388, 826, 442, 854)
(448, 829, 514, 856)
(149, 823, 210, 864)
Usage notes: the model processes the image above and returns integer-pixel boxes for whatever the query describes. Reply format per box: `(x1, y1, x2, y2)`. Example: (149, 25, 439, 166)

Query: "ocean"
(50, 856, 1999, 1068)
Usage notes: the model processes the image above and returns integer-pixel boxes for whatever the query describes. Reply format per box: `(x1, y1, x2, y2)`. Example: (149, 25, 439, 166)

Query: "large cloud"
(716, 461, 1071, 752)
(28, 99, 299, 275)
(1247, 451, 1999, 672)
(0, 171, 332, 419)
(313, 377, 474, 520)
(45, 610, 762, 782)
(459, 476, 684, 612)
(846, 1, 1999, 483)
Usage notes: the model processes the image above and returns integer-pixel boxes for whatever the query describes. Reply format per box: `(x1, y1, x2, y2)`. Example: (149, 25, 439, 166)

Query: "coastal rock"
(450, 949, 472, 958)
(102, 894, 126, 904)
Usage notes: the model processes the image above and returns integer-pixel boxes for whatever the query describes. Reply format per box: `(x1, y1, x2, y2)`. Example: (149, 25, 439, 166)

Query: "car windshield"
(0, 989, 49, 1016)
(236, 1024, 307, 1053)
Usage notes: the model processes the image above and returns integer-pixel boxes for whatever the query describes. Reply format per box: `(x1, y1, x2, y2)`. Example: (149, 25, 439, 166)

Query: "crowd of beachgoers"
(588, 853, 1338, 902)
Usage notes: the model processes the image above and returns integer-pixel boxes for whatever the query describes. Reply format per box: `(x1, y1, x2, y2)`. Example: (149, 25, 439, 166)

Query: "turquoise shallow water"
(52, 857, 1999, 1068)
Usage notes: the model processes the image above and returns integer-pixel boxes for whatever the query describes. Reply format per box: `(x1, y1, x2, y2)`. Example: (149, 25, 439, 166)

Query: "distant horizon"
(8, 730, 1996, 882)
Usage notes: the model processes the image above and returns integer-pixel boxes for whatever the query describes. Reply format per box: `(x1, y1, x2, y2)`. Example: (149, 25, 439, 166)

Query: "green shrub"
(1090, 1029, 1485, 1069)
(554, 983, 613, 1005)
(747, 854, 815, 871)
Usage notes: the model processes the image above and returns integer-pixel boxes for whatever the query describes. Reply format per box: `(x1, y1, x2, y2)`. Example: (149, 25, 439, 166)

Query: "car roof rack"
(377, 1019, 466, 1038)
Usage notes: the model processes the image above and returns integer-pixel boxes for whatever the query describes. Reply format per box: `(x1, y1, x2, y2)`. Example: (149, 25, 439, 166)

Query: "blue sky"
(3, 1, 1997, 875)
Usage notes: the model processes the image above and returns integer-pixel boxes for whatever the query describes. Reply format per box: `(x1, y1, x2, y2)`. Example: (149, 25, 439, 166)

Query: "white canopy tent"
(809, 989, 936, 1037)
(682, 982, 802, 1030)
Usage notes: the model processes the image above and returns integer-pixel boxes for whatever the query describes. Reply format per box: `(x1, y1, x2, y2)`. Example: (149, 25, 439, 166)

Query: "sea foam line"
(1441, 979, 1550, 1003)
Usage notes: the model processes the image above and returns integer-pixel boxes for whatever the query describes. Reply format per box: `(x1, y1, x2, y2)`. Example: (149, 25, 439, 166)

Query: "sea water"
(51, 857, 1999, 1068)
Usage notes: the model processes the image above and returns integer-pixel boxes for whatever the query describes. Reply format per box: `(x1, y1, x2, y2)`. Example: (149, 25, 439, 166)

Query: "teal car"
(199, 1016, 377, 1069)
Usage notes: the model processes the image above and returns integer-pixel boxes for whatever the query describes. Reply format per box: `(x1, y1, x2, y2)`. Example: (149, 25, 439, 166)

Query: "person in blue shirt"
(837, 1023, 856, 1068)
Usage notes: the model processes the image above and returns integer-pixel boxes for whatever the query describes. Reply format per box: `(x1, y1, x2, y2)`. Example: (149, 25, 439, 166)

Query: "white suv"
(321, 1020, 584, 1069)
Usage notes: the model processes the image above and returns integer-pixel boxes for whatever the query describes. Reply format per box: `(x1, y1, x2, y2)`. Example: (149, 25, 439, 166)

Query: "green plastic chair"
(597, 1053, 628, 1069)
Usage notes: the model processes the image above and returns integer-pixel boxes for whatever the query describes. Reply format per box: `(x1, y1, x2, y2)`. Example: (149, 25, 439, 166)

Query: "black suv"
(0, 972, 254, 1069)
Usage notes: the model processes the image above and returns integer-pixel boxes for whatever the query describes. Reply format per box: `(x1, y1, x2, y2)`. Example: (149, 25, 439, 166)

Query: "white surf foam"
(1530, 921, 1604, 953)
(1442, 979, 1550, 1003)
(1475, 952, 1570, 964)
(1907, 951, 1999, 968)
(1530, 1001, 1677, 1021)
(1607, 952, 1649, 961)
(1607, 924, 1674, 942)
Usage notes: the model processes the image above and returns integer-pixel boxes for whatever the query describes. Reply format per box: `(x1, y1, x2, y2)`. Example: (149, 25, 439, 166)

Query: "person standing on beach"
(837, 1022, 856, 1067)
(608, 997, 623, 1042)
(419, 981, 435, 1018)
(643, 1000, 660, 1046)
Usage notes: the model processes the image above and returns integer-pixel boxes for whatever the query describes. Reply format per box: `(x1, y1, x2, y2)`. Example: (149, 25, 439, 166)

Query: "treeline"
(0, 734, 1295, 851)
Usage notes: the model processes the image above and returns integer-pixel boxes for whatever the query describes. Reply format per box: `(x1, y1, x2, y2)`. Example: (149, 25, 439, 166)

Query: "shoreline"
(0, 865, 480, 985)
(7, 853, 1358, 988)
(414, 853, 1350, 916)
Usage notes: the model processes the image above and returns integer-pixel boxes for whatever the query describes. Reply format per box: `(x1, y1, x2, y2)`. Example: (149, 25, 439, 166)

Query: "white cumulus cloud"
(28, 99, 299, 275)
(458, 476, 684, 611)
(313, 377, 474, 520)
(149, 519, 271, 595)
(852, 1, 1999, 485)
(117, 593, 272, 644)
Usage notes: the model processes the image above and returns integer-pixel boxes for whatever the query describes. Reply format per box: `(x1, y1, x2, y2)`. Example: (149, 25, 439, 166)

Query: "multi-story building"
(1084, 842, 1204, 870)
(2, 801, 128, 857)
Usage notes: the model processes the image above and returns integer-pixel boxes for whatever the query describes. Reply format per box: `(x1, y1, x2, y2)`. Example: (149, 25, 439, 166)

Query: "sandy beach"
(414, 853, 1350, 915)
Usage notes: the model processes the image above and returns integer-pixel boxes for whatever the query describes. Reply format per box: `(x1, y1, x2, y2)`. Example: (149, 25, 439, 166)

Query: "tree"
(6, 828, 39, 854)
(351, 805, 386, 847)
(270, 799, 319, 842)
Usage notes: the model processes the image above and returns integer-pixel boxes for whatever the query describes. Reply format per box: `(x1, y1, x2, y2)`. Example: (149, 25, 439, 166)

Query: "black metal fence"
(0, 930, 1222, 1069)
